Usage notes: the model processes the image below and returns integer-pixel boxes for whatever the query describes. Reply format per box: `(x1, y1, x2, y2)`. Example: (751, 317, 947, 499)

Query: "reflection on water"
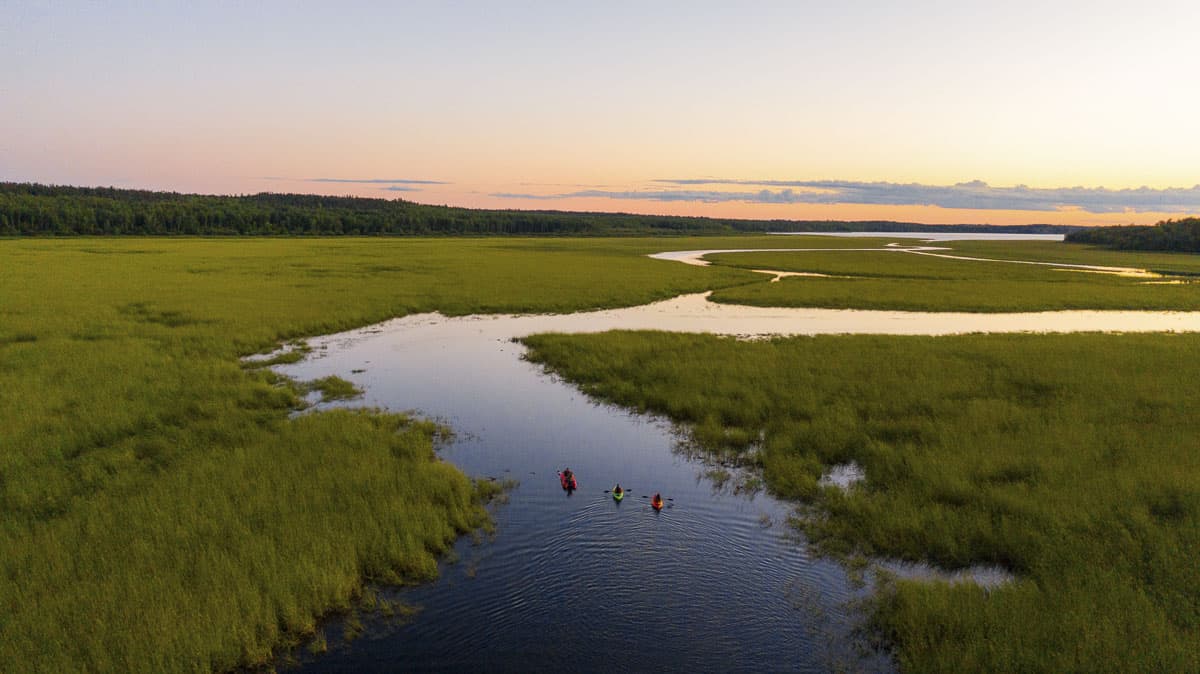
(285, 292, 1200, 345)
(278, 304, 897, 672)
(651, 243, 1159, 278)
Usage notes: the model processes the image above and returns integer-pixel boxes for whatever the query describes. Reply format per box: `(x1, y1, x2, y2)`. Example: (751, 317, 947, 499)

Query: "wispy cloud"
(493, 180, 1200, 214)
(490, 189, 816, 204)
(305, 177, 449, 185)
(260, 176, 447, 194)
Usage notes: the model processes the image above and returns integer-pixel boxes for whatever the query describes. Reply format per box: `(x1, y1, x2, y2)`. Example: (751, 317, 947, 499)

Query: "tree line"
(1, 182, 1080, 237)
(1065, 217, 1200, 252)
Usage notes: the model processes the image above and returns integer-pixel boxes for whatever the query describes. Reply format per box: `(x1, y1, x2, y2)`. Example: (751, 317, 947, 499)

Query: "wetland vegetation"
(4, 233, 1199, 672)
(0, 236, 759, 671)
(920, 238, 1200, 275)
(703, 247, 1200, 312)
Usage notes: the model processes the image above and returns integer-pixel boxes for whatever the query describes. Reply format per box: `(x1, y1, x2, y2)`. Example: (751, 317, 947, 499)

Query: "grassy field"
(932, 239, 1200, 275)
(704, 245, 1200, 311)
(6, 234, 1199, 671)
(0, 236, 766, 672)
(521, 330, 1200, 672)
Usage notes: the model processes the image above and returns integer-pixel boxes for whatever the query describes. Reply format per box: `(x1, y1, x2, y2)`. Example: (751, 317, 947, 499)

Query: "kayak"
(613, 488, 624, 502)
(651, 496, 663, 511)
(559, 472, 577, 490)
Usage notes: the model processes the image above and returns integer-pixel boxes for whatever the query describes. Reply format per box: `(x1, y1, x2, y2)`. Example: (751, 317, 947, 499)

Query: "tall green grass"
(522, 331, 1200, 672)
(936, 239, 1200, 275)
(0, 236, 763, 671)
(705, 247, 1200, 311)
(7, 235, 1193, 670)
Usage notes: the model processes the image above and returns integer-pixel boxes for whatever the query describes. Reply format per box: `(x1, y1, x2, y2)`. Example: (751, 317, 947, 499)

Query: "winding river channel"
(278, 238, 1200, 672)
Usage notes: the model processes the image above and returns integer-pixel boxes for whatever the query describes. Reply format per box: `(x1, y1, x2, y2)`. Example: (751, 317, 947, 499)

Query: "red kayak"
(651, 494, 664, 510)
(559, 471, 577, 491)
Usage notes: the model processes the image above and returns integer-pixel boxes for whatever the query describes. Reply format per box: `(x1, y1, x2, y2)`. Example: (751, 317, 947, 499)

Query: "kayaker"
(651, 492, 663, 510)
(613, 484, 623, 495)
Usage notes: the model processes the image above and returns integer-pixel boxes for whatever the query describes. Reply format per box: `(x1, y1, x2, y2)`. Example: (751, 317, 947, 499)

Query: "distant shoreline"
(0, 182, 1085, 237)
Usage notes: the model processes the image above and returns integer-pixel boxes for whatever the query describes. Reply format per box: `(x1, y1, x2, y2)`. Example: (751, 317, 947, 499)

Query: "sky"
(3, 1, 1199, 226)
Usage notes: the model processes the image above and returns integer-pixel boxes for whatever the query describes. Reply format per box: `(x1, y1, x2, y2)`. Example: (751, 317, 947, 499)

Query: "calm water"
(278, 316, 892, 673)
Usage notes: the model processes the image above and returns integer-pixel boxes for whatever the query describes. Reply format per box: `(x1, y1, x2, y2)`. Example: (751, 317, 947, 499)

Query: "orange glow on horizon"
(382, 189, 1191, 228)
(188, 177, 1190, 228)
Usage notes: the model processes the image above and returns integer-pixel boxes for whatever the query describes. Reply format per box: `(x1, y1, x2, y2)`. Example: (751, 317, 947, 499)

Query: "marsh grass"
(303, 375, 363, 402)
(940, 239, 1200, 275)
(705, 246, 1200, 311)
(306, 632, 327, 656)
(0, 236, 763, 672)
(243, 348, 310, 368)
(7, 234, 1191, 671)
(523, 330, 1200, 672)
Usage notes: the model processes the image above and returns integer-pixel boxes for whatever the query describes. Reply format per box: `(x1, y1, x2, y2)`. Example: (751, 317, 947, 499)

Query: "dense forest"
(1065, 217, 1200, 252)
(0, 182, 1080, 237)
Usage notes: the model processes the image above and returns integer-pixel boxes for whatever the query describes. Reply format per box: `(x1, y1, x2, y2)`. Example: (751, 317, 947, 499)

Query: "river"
(277, 306, 892, 672)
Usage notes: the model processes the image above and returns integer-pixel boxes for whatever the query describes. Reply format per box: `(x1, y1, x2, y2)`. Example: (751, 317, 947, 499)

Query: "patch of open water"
(279, 314, 890, 672)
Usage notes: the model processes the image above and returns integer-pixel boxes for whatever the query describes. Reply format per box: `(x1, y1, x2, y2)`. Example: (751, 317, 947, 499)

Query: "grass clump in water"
(302, 375, 362, 402)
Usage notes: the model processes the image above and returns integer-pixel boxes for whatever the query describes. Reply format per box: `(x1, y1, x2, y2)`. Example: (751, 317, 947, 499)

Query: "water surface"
(280, 315, 889, 672)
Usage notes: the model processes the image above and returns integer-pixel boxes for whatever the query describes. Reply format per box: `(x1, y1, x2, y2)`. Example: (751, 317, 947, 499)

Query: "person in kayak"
(561, 468, 575, 489)
(613, 484, 624, 500)
(651, 492, 664, 510)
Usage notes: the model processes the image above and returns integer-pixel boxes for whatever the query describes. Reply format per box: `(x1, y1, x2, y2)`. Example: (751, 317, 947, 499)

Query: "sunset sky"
(4, 1, 1199, 225)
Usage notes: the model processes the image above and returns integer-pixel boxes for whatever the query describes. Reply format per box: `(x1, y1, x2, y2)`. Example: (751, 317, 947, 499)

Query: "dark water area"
(277, 316, 893, 673)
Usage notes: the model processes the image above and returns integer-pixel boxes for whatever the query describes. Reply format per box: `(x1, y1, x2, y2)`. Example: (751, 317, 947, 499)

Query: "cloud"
(305, 177, 448, 185)
(494, 180, 1200, 214)
(260, 175, 446, 194)
(489, 189, 822, 203)
(490, 190, 727, 202)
